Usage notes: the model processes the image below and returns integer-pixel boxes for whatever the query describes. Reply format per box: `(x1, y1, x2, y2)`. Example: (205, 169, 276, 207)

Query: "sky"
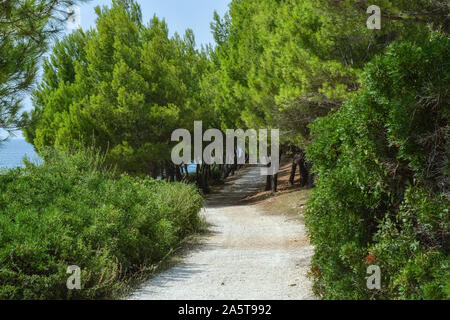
(76, 0, 230, 46)
(9, 0, 230, 139)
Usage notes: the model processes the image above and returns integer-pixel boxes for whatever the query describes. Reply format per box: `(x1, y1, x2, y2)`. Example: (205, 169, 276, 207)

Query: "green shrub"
(0, 149, 204, 299)
(306, 33, 449, 299)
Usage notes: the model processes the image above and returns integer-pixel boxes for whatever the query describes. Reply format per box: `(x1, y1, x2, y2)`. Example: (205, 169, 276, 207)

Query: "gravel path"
(129, 166, 315, 300)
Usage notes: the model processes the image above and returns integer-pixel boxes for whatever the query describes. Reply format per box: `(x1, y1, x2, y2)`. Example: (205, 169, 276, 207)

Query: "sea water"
(0, 139, 39, 169)
(0, 139, 197, 173)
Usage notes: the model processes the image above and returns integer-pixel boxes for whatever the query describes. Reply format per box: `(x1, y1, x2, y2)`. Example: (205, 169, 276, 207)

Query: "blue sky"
(76, 0, 230, 46)
(8, 0, 229, 139)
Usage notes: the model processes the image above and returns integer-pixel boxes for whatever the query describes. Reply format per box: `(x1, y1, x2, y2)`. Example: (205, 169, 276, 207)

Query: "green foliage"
(210, 0, 446, 146)
(0, 149, 204, 299)
(25, 0, 217, 175)
(306, 34, 449, 299)
(0, 0, 89, 138)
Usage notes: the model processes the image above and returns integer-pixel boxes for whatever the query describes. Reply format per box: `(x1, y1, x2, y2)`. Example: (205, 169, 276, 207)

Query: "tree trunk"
(289, 161, 297, 185)
(184, 164, 189, 178)
(271, 173, 278, 193)
(175, 165, 183, 181)
(265, 175, 272, 191)
(299, 160, 308, 187)
(201, 164, 209, 193)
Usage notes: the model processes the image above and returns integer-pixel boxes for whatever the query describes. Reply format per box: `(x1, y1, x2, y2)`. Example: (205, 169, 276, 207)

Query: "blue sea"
(0, 139, 198, 173)
(0, 139, 40, 169)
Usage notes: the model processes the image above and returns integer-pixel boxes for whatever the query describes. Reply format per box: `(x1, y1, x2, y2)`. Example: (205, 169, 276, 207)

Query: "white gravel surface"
(129, 166, 315, 300)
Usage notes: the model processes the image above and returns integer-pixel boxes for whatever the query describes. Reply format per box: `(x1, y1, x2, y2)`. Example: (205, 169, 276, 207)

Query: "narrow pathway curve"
(130, 166, 315, 300)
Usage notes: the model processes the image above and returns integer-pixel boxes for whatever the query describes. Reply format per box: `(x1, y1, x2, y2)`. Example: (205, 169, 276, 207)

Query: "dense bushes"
(0, 149, 204, 299)
(306, 34, 449, 299)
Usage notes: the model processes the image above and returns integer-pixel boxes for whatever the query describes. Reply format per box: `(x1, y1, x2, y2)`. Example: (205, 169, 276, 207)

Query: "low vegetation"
(0, 149, 204, 299)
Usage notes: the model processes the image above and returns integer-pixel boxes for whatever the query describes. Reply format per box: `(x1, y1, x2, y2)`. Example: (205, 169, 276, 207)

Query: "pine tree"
(0, 0, 88, 139)
(26, 0, 216, 177)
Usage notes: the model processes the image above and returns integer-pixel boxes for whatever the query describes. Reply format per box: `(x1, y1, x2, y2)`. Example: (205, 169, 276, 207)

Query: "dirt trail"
(129, 166, 315, 300)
